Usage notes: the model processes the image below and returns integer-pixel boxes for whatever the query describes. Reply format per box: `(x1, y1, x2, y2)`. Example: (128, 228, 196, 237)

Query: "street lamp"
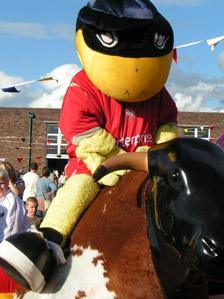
(28, 112, 36, 170)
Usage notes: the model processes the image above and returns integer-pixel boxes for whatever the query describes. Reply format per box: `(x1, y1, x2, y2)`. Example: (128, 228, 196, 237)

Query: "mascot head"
(76, 0, 174, 102)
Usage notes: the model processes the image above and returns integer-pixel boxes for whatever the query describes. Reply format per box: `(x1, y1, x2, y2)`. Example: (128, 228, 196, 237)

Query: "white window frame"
(46, 124, 68, 159)
(182, 126, 211, 140)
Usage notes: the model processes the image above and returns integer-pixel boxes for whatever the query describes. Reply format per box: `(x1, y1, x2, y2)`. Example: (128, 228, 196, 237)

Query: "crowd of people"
(0, 161, 65, 242)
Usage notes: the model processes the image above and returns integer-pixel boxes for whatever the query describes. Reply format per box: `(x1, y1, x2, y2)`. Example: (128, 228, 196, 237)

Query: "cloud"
(30, 64, 80, 108)
(0, 21, 49, 39)
(0, 64, 80, 108)
(1, 62, 224, 113)
(167, 66, 224, 112)
(49, 24, 74, 41)
(0, 21, 74, 40)
(174, 93, 204, 111)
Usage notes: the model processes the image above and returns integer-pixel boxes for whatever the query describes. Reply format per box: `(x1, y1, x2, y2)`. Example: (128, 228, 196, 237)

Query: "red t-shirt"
(60, 70, 177, 177)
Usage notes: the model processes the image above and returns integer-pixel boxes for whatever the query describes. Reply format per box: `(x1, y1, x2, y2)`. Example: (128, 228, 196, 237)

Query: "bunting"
(1, 34, 224, 92)
(173, 34, 224, 63)
(1, 76, 58, 93)
(173, 48, 178, 64)
(16, 156, 43, 163)
(16, 157, 23, 164)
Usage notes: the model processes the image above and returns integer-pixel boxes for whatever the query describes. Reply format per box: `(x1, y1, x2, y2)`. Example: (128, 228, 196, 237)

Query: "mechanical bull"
(3, 137, 224, 299)
(94, 136, 224, 299)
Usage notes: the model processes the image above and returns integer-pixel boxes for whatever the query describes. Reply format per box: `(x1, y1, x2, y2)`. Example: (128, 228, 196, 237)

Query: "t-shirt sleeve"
(158, 88, 178, 126)
(59, 78, 105, 143)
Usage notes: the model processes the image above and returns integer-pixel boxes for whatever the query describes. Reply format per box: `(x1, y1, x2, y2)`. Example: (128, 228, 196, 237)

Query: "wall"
(0, 108, 224, 174)
(177, 112, 224, 141)
(0, 108, 59, 173)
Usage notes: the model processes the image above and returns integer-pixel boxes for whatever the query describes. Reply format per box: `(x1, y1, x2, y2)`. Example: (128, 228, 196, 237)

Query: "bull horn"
(93, 141, 173, 182)
(93, 152, 148, 182)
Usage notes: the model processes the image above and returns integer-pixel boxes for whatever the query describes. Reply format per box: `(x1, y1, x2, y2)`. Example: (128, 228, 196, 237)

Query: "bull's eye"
(171, 171, 180, 182)
(96, 32, 118, 48)
(167, 168, 182, 190)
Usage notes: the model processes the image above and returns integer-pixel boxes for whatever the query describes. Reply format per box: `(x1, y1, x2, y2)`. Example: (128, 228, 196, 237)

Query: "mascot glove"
(76, 128, 117, 174)
(76, 129, 128, 186)
(98, 146, 128, 186)
(155, 123, 178, 144)
(98, 172, 121, 187)
(76, 128, 116, 157)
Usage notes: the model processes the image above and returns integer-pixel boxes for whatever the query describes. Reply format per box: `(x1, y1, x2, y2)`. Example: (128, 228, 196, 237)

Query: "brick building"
(0, 107, 224, 174)
(0, 108, 66, 174)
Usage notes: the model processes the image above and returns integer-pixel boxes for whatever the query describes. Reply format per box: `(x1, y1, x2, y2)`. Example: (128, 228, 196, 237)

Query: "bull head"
(93, 137, 224, 290)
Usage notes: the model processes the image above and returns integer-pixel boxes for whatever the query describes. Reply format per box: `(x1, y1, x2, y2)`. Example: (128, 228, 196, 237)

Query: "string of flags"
(1, 35, 224, 93)
(16, 156, 42, 164)
(173, 34, 224, 63)
(0, 76, 58, 93)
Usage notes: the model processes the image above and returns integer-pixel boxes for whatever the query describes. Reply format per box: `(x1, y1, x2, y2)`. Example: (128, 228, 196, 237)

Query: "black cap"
(78, 0, 160, 31)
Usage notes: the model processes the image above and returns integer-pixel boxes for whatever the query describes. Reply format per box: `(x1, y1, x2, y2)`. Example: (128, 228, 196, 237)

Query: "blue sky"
(0, 0, 224, 111)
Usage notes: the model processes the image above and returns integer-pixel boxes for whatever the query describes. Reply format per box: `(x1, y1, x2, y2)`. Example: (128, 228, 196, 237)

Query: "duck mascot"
(0, 0, 178, 292)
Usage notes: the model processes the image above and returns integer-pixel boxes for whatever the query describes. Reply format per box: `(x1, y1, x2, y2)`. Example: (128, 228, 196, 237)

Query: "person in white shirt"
(0, 168, 29, 242)
(22, 162, 39, 203)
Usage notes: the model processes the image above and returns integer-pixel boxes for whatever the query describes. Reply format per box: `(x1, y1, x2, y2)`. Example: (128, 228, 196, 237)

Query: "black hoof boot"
(0, 232, 56, 292)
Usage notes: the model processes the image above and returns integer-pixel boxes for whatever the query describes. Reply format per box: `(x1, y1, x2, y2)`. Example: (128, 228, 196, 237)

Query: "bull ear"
(93, 152, 148, 182)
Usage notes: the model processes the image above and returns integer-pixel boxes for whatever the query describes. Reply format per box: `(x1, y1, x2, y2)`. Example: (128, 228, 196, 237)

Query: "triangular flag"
(173, 48, 178, 63)
(206, 35, 224, 51)
(174, 35, 224, 53)
(1, 86, 20, 93)
(16, 157, 23, 163)
(1, 76, 58, 93)
(208, 124, 214, 130)
(38, 76, 58, 83)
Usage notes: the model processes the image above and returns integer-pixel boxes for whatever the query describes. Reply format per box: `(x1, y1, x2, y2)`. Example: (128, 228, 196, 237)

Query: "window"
(46, 123, 68, 158)
(183, 127, 210, 140)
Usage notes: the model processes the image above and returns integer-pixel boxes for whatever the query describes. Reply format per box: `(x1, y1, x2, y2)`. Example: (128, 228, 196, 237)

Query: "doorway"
(47, 158, 68, 174)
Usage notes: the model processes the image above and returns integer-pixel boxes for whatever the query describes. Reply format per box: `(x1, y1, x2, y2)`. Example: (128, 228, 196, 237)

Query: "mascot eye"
(96, 32, 118, 48)
(154, 33, 169, 50)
